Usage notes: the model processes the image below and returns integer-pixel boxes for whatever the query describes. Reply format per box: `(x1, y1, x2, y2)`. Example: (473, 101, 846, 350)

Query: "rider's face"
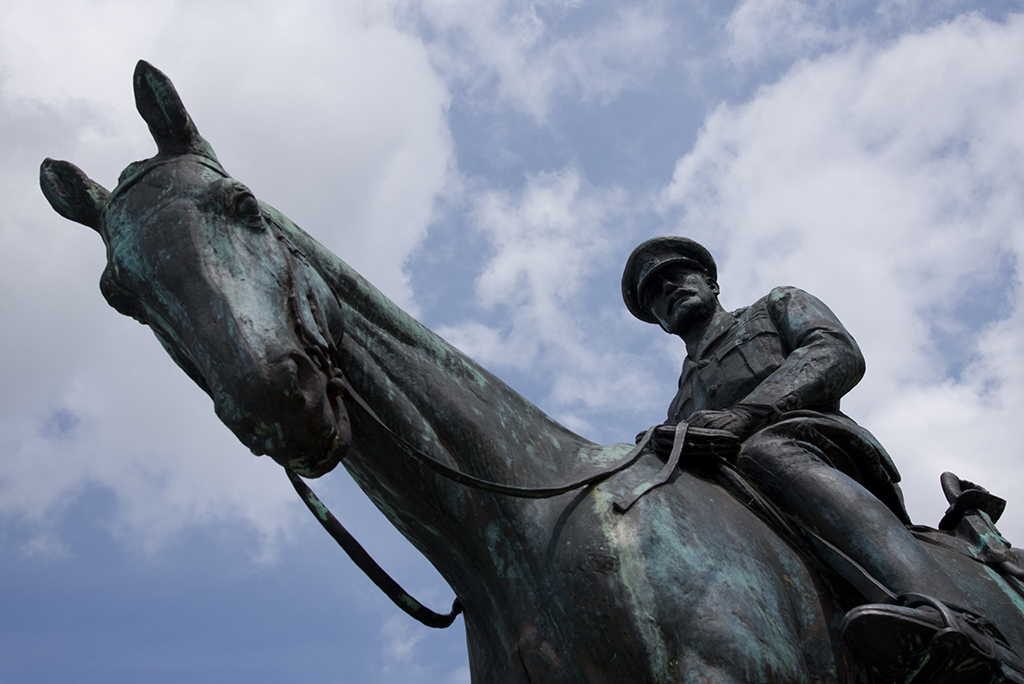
(645, 263, 719, 335)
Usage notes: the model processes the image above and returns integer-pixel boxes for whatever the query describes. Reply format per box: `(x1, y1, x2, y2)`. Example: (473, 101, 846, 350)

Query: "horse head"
(40, 61, 349, 478)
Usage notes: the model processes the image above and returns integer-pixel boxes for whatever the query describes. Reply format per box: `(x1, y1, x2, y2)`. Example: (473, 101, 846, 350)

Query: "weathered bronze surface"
(40, 61, 1024, 683)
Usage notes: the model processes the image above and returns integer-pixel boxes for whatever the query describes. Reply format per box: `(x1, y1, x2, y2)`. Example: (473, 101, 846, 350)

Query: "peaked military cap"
(622, 236, 717, 323)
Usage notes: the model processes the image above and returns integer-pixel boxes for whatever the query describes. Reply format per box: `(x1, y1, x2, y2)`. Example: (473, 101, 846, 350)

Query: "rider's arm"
(739, 286, 865, 415)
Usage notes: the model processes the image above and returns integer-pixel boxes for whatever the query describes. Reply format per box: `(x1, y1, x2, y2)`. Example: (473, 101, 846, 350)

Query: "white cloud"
(663, 12, 1024, 533)
(0, 0, 454, 554)
(440, 169, 613, 364)
(374, 612, 471, 683)
(380, 615, 429, 664)
(416, 0, 667, 122)
(726, 0, 846, 65)
(141, 1, 453, 308)
(435, 168, 666, 437)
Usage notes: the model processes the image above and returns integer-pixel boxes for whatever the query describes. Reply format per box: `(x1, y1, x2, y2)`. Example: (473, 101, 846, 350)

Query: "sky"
(3, 0, 1024, 681)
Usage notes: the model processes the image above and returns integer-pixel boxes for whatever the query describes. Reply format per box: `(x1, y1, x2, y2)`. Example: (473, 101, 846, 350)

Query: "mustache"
(666, 288, 698, 308)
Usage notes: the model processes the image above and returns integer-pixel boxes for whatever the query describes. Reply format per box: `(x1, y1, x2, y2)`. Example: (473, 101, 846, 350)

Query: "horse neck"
(267, 207, 591, 582)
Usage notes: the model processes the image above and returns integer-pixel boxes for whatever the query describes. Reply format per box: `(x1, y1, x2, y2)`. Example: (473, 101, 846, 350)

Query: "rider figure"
(622, 236, 1023, 682)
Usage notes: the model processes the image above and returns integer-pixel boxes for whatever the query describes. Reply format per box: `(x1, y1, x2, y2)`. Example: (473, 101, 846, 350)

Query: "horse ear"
(133, 60, 208, 156)
(39, 158, 110, 232)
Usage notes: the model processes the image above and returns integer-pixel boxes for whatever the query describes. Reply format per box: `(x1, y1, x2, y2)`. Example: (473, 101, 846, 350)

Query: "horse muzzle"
(217, 350, 351, 478)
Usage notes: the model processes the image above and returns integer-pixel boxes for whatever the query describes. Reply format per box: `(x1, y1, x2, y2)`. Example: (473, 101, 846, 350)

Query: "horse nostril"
(282, 353, 323, 405)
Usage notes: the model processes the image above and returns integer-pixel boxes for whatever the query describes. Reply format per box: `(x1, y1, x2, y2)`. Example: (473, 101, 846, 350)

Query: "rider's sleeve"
(738, 286, 865, 415)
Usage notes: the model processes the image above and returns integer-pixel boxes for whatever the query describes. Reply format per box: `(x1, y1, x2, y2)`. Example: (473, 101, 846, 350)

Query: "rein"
(288, 376, 660, 628)
(286, 468, 464, 628)
(337, 375, 658, 498)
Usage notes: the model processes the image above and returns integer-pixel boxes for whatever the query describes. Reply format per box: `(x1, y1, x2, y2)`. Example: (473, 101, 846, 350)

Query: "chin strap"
(286, 468, 463, 628)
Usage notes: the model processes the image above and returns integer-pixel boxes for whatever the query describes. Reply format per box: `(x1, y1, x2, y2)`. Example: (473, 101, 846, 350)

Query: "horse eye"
(234, 193, 261, 217)
(100, 270, 147, 322)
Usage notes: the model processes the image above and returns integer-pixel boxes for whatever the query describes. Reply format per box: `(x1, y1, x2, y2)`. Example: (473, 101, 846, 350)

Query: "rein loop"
(286, 468, 463, 628)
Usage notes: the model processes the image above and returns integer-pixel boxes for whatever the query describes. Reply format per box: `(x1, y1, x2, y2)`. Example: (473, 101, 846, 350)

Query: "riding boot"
(841, 594, 1024, 684)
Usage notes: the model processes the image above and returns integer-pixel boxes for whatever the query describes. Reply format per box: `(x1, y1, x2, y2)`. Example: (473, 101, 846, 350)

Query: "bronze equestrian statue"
(38, 60, 1024, 683)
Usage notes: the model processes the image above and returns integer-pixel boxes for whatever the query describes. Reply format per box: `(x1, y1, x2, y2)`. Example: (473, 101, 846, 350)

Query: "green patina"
(310, 496, 332, 524)
(589, 485, 670, 676)
(983, 564, 1024, 617)
(398, 593, 421, 611)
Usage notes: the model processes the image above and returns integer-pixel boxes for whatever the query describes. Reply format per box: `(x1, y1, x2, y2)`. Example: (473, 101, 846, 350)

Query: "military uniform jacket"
(667, 286, 907, 521)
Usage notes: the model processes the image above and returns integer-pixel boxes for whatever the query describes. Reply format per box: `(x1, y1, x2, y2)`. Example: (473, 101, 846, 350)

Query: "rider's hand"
(686, 407, 763, 441)
(642, 422, 743, 463)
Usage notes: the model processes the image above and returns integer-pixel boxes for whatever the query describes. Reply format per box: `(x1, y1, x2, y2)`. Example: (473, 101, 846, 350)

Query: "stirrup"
(842, 594, 1024, 683)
